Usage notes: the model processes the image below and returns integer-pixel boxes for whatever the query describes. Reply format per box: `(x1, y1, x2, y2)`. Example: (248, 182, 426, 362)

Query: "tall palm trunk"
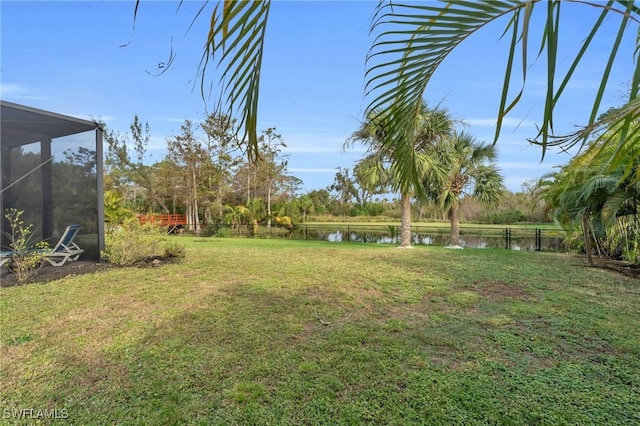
(400, 192, 412, 247)
(582, 212, 593, 266)
(450, 201, 461, 246)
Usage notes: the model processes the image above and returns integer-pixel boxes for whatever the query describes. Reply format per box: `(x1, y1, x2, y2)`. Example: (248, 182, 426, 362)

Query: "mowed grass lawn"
(1, 238, 639, 425)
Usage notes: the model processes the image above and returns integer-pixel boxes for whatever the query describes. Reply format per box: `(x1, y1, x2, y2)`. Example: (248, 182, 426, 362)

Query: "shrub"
(3, 208, 49, 282)
(201, 222, 221, 237)
(163, 240, 186, 259)
(483, 209, 526, 224)
(350, 202, 386, 217)
(103, 219, 184, 266)
(215, 227, 233, 238)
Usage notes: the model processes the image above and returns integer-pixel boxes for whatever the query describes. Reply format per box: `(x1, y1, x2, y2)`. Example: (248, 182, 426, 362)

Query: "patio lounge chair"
(0, 252, 11, 269)
(42, 224, 84, 267)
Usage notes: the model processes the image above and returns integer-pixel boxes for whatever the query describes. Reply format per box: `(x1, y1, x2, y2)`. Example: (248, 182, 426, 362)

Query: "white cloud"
(0, 82, 25, 96)
(0, 83, 51, 102)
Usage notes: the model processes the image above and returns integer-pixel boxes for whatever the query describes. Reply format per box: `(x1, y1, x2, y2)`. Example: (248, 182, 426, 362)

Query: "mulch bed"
(590, 257, 640, 279)
(0, 261, 112, 287)
(0, 257, 180, 288)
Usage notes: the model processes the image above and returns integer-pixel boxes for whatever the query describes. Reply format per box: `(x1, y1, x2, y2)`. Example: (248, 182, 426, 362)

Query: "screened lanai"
(0, 100, 104, 260)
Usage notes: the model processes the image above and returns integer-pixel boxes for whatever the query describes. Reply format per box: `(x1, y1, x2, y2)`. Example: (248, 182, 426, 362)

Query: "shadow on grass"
(30, 274, 640, 425)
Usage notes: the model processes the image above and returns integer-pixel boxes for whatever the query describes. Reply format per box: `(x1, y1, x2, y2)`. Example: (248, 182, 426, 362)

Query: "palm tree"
(423, 132, 505, 247)
(223, 205, 250, 229)
(346, 102, 453, 247)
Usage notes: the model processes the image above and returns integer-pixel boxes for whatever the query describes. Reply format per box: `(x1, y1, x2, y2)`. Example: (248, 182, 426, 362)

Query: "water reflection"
(295, 228, 563, 251)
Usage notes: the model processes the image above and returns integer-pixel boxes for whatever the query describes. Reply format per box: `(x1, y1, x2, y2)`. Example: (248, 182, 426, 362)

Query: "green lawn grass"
(1, 238, 638, 425)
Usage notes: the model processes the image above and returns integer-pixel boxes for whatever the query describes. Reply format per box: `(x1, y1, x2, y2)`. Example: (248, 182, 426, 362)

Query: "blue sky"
(1, 1, 635, 193)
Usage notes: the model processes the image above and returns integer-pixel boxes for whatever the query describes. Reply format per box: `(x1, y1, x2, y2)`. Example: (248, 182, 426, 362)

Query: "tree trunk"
(216, 188, 223, 217)
(582, 212, 593, 266)
(246, 173, 251, 205)
(191, 169, 201, 235)
(400, 192, 412, 248)
(186, 204, 193, 231)
(193, 200, 201, 235)
(267, 179, 272, 228)
(450, 201, 461, 246)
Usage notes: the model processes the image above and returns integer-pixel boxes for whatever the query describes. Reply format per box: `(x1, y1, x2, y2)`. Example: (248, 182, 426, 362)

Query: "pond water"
(292, 227, 564, 251)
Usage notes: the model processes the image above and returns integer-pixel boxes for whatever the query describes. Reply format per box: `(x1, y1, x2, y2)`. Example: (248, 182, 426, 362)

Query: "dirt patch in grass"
(465, 280, 532, 301)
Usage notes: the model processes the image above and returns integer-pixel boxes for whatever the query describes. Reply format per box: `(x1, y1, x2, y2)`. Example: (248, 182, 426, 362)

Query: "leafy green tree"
(103, 115, 169, 213)
(307, 189, 332, 216)
(149, 159, 184, 215)
(200, 113, 242, 221)
(282, 176, 303, 201)
(257, 129, 288, 227)
(229, 128, 292, 225)
(223, 204, 251, 229)
(423, 132, 505, 246)
(296, 194, 315, 222)
(329, 167, 371, 209)
(166, 119, 209, 234)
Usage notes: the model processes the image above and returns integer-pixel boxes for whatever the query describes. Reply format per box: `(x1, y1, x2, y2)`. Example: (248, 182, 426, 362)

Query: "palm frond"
(367, 1, 525, 186)
(366, 0, 638, 170)
(197, 0, 270, 162)
(601, 189, 637, 226)
(472, 166, 505, 205)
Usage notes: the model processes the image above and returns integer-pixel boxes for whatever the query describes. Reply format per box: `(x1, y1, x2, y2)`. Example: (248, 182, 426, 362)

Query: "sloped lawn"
(1, 238, 638, 425)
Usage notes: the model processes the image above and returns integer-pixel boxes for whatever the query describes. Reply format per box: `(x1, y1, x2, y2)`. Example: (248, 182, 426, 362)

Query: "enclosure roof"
(1, 100, 101, 149)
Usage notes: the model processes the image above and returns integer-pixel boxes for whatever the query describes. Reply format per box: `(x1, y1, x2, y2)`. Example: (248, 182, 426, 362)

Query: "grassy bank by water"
(1, 238, 638, 424)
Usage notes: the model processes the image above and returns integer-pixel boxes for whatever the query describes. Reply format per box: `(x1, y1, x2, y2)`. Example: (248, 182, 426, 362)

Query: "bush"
(3, 208, 49, 282)
(215, 227, 233, 238)
(350, 202, 387, 217)
(103, 219, 184, 266)
(163, 240, 186, 259)
(201, 219, 225, 237)
(483, 210, 526, 224)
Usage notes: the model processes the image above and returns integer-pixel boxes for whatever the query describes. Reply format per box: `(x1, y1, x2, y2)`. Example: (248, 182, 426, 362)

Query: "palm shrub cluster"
(539, 127, 640, 264)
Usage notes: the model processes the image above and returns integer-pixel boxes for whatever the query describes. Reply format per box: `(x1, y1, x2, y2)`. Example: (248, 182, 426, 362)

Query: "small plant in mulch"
(3, 208, 50, 282)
